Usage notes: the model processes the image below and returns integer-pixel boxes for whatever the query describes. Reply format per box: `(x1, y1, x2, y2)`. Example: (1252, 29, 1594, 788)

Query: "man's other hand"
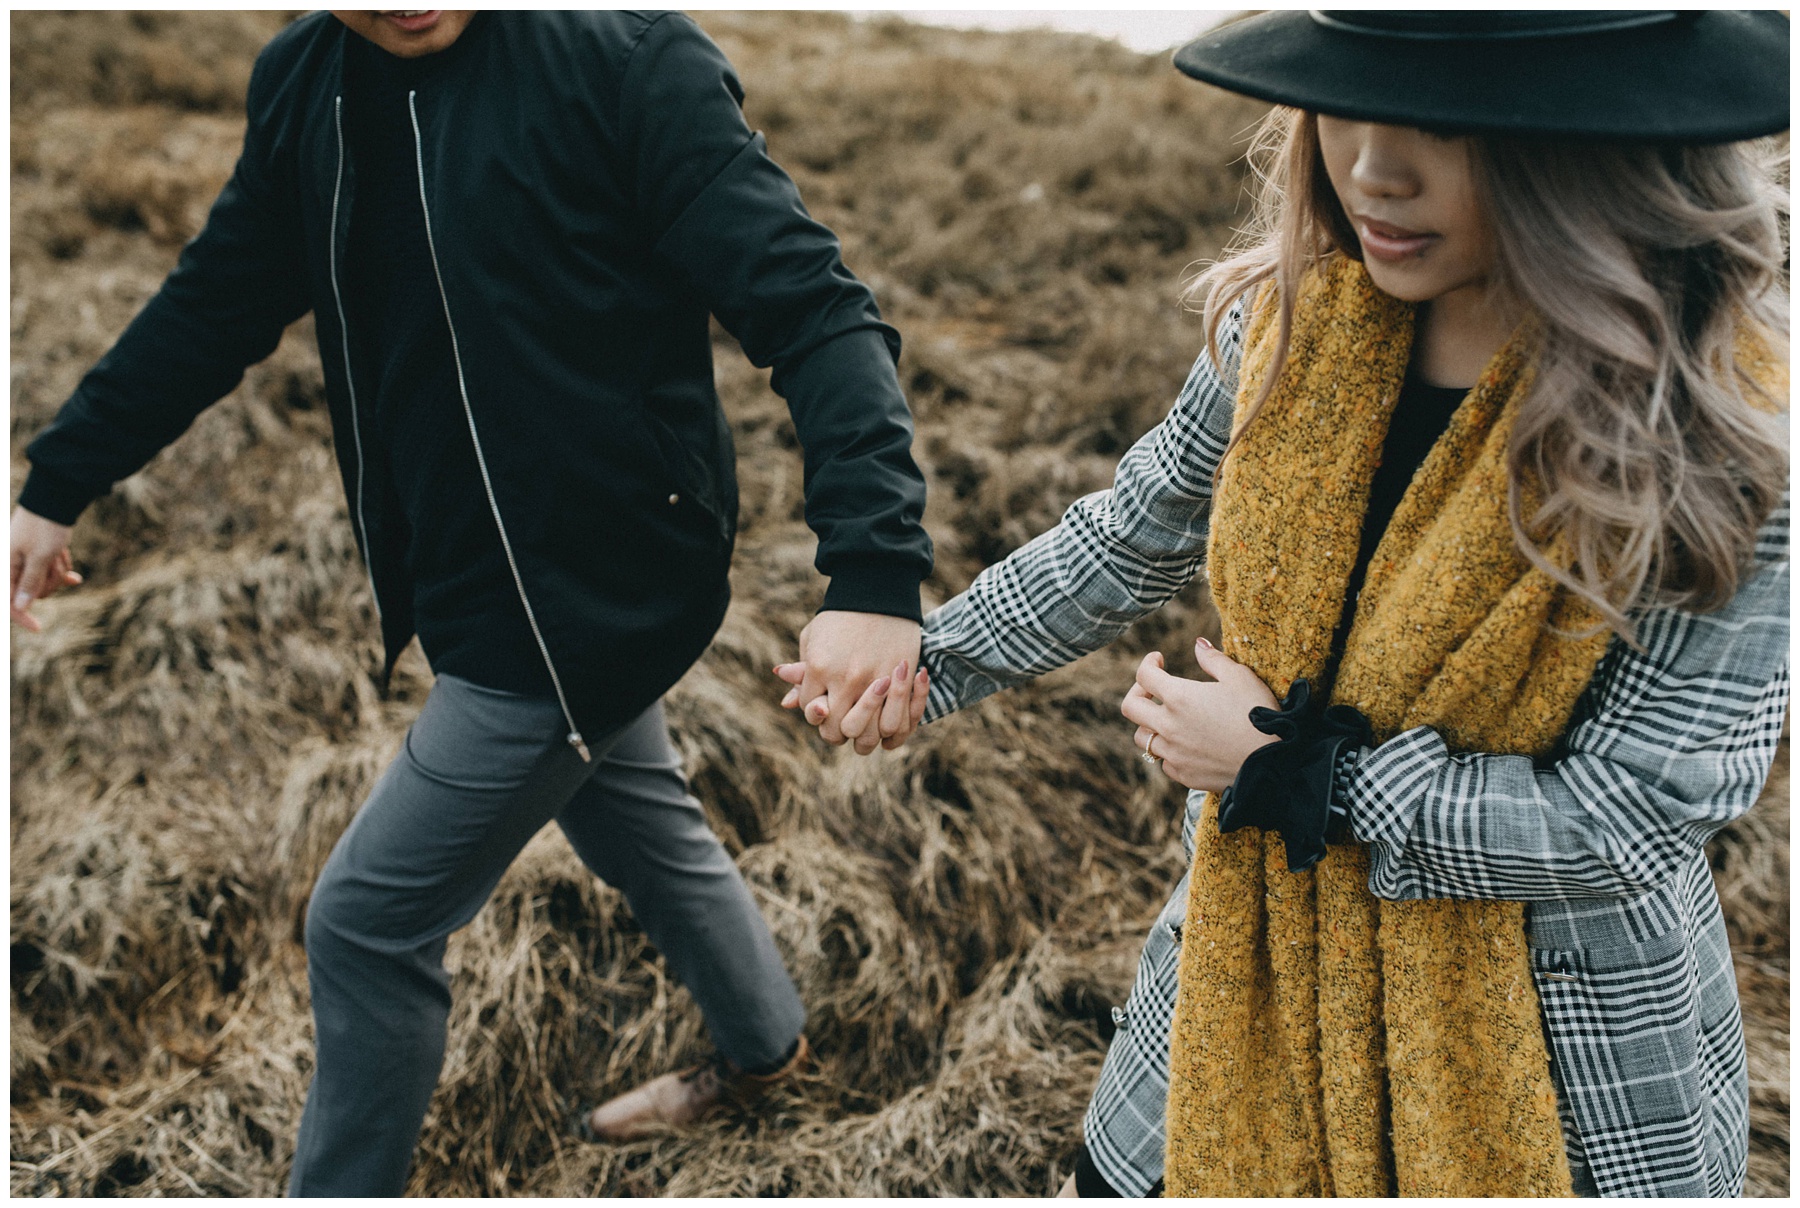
(11, 506, 81, 632)
(775, 610, 921, 749)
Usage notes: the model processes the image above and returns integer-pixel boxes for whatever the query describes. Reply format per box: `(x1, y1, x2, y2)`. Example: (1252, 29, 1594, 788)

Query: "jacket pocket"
(1528, 926, 1710, 1197)
(639, 408, 730, 545)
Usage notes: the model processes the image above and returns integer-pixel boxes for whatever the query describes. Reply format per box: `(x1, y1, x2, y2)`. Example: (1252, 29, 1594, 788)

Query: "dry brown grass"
(10, 10, 1788, 1196)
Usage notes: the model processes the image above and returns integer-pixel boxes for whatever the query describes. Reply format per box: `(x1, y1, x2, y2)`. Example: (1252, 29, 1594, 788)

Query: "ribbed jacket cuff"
(820, 558, 924, 622)
(17, 465, 102, 526)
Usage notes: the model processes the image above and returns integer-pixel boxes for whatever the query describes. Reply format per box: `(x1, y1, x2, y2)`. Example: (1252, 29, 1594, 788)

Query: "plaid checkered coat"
(920, 309, 1788, 1197)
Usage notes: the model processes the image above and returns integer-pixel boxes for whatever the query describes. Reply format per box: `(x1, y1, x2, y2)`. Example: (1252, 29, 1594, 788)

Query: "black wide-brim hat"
(1174, 10, 1788, 142)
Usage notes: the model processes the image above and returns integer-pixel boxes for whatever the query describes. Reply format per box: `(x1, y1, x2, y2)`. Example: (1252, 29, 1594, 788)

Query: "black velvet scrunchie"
(1216, 677, 1373, 873)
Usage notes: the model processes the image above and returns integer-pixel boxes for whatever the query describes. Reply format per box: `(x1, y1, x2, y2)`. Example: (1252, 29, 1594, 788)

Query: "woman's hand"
(1121, 638, 1280, 793)
(783, 611, 921, 745)
(773, 658, 929, 755)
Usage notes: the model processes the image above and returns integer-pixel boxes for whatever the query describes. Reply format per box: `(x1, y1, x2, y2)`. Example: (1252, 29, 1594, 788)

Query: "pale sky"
(874, 9, 1234, 55)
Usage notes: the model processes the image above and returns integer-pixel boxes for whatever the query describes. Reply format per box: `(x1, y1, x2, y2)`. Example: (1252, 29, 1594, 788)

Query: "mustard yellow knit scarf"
(1163, 258, 1614, 1196)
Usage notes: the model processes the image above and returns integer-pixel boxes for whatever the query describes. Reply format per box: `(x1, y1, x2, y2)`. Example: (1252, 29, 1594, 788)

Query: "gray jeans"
(287, 674, 806, 1196)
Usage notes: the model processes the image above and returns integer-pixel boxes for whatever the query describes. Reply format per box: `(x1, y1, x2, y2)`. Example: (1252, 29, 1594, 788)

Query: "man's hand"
(1120, 638, 1279, 793)
(11, 506, 81, 632)
(10, 504, 81, 633)
(774, 657, 929, 755)
(773, 609, 921, 750)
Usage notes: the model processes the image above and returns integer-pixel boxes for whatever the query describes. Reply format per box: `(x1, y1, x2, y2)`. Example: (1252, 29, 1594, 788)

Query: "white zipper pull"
(568, 732, 592, 763)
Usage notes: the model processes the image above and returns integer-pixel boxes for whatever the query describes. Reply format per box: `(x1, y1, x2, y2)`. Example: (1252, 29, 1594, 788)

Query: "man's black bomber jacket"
(22, 11, 933, 752)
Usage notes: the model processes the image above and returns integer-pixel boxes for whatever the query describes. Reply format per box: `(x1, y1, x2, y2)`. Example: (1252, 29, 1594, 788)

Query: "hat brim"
(1173, 10, 1788, 143)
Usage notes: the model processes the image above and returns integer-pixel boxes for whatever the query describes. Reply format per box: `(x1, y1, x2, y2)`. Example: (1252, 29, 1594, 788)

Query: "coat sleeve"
(1344, 499, 1790, 902)
(19, 42, 314, 526)
(919, 308, 1244, 721)
(617, 13, 930, 620)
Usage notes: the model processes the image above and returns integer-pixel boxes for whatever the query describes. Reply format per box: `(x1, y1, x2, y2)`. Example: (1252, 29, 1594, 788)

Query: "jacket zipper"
(329, 96, 383, 625)
(407, 90, 592, 762)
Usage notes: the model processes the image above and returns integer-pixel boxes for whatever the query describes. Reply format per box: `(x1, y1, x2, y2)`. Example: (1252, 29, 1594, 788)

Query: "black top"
(1346, 374, 1470, 604)
(1330, 374, 1469, 662)
(342, 24, 552, 694)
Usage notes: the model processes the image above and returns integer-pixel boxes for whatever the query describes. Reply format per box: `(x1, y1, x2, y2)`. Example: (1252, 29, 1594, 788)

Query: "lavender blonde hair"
(1191, 108, 1789, 637)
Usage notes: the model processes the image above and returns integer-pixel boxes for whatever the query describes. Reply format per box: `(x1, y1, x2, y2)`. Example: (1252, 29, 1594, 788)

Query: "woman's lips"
(1356, 217, 1438, 262)
(381, 11, 443, 34)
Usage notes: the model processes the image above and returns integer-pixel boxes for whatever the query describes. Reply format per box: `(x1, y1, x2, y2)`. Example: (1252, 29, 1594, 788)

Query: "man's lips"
(1355, 216, 1438, 261)
(381, 10, 442, 34)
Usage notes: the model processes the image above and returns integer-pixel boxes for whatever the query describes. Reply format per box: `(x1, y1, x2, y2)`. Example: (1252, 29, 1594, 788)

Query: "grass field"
(10, 10, 1788, 1196)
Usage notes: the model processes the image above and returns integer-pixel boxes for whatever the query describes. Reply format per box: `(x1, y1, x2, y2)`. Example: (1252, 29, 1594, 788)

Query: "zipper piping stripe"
(330, 96, 382, 624)
(406, 91, 591, 761)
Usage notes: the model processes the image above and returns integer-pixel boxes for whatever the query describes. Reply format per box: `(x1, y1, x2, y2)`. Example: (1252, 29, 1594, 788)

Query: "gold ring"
(1141, 732, 1161, 764)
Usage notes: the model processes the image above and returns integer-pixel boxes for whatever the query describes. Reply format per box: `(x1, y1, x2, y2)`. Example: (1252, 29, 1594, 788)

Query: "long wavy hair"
(1191, 108, 1789, 637)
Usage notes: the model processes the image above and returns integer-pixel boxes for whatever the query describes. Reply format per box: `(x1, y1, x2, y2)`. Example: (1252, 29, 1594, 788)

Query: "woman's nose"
(1347, 126, 1420, 200)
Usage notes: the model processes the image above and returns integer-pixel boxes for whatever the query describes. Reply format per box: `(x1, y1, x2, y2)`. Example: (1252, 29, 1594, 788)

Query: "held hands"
(772, 610, 928, 755)
(1121, 637, 1280, 794)
(11, 506, 81, 632)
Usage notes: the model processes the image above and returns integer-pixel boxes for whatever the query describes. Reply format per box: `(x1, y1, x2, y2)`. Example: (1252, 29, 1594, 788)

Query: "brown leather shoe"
(580, 1035, 811, 1143)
